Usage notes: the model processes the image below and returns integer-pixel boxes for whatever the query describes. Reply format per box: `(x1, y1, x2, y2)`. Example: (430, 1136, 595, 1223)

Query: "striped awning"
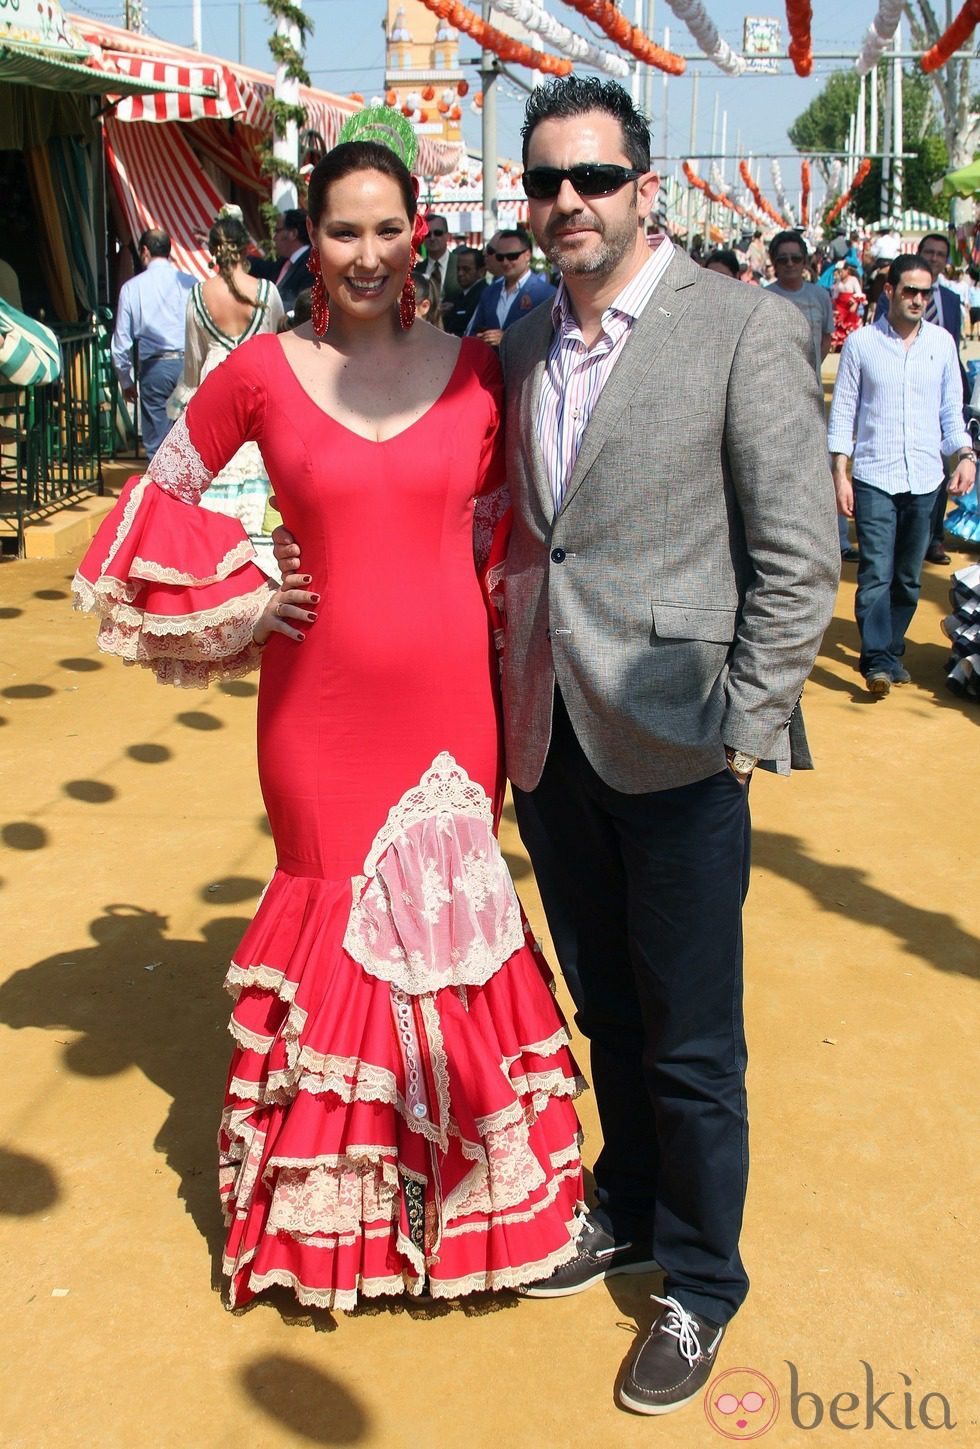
(104, 116, 221, 280)
(100, 53, 243, 122)
(0, 40, 218, 99)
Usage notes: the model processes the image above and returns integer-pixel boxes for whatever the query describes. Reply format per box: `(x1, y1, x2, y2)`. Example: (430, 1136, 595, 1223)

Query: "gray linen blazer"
(498, 246, 841, 795)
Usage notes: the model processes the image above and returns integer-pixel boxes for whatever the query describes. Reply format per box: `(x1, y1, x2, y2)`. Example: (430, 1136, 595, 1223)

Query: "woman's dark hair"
(704, 248, 740, 279)
(411, 270, 444, 329)
(307, 141, 418, 226)
(520, 76, 650, 172)
(208, 216, 258, 308)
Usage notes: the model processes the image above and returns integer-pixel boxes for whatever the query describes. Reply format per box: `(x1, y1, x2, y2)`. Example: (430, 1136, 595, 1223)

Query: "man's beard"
(540, 194, 639, 277)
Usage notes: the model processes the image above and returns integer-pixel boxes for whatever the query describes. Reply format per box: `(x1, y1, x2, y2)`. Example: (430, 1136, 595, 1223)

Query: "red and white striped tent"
(73, 17, 464, 280)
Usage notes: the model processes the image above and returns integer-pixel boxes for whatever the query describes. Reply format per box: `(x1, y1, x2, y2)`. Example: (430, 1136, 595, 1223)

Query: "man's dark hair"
(138, 229, 171, 259)
(887, 252, 935, 288)
(520, 75, 650, 171)
(917, 231, 950, 258)
(281, 208, 308, 238)
(455, 246, 484, 267)
(704, 248, 740, 279)
(499, 228, 531, 251)
(426, 213, 448, 230)
(768, 229, 807, 263)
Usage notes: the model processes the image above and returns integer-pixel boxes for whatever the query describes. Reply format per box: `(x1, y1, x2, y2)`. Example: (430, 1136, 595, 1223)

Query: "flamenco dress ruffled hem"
(218, 751, 587, 1311)
(71, 473, 274, 687)
(942, 562, 980, 699)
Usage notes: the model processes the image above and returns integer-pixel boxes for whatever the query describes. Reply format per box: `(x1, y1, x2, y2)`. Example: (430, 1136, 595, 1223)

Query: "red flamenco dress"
(73, 334, 585, 1308)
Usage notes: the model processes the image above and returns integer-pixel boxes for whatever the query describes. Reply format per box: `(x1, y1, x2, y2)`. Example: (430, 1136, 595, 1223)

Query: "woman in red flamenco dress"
(72, 137, 585, 1310)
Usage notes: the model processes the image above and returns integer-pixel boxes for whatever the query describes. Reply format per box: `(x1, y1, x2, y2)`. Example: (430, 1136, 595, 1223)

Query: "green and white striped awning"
(0, 40, 218, 97)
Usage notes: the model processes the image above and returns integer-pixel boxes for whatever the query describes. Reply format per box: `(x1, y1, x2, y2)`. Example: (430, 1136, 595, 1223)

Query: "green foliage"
(268, 32, 311, 87)
(262, 0, 314, 43)
(791, 67, 949, 225)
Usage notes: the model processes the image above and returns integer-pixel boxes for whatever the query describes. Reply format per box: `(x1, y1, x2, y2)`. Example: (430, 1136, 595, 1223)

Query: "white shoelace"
(651, 1294, 705, 1366)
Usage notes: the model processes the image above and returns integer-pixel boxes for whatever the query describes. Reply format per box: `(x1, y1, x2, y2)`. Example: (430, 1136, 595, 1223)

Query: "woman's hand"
(253, 569, 318, 645)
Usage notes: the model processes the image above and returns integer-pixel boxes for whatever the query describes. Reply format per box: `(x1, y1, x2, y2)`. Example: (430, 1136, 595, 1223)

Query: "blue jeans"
(852, 479, 939, 677)
(138, 354, 182, 459)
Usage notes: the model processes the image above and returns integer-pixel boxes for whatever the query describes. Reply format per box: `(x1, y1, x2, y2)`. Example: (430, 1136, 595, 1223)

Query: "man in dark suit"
(250, 209, 310, 313)
(499, 76, 839, 1417)
(443, 247, 486, 335)
(416, 213, 460, 303)
(874, 233, 966, 562)
(469, 228, 555, 346)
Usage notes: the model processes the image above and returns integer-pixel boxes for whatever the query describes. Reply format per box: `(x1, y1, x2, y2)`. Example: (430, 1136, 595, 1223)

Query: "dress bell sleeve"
(72, 344, 275, 688)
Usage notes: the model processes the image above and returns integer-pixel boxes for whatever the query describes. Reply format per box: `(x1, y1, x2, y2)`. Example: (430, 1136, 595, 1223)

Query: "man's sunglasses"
(495, 249, 528, 261)
(899, 284, 934, 299)
(427, 227, 447, 236)
(523, 164, 645, 200)
(774, 253, 805, 264)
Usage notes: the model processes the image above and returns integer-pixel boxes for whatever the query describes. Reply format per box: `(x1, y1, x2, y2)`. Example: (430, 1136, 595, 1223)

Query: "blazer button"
(551, 547, 566, 563)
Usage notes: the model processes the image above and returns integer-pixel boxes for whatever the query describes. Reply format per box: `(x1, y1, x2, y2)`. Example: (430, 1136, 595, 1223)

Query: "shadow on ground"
(239, 1352, 372, 1444)
(0, 904, 250, 1278)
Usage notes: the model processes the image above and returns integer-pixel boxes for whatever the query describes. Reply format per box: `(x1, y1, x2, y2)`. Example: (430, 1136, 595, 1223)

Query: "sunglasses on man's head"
(522, 163, 645, 200)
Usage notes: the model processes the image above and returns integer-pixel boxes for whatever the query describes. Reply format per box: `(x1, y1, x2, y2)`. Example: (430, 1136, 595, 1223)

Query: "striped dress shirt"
(537, 238, 674, 514)
(827, 315, 970, 494)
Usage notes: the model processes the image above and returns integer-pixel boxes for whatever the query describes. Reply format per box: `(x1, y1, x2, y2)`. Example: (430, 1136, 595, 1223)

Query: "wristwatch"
(957, 449, 976, 465)
(725, 747, 759, 778)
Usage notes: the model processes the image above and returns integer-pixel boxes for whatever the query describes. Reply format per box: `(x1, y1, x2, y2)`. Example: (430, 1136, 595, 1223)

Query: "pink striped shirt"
(536, 238, 674, 514)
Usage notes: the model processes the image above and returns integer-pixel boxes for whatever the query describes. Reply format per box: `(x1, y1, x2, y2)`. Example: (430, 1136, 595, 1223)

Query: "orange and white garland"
(921, 0, 980, 71)
(739, 159, 789, 226)
(417, 0, 572, 75)
(491, 0, 631, 77)
(785, 0, 813, 76)
(683, 161, 754, 221)
(800, 159, 811, 227)
(824, 158, 871, 224)
(559, 1, 686, 74)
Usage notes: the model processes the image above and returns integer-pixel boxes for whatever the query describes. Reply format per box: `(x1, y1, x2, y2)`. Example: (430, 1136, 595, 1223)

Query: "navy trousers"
(852, 479, 938, 678)
(514, 690, 752, 1325)
(138, 355, 182, 459)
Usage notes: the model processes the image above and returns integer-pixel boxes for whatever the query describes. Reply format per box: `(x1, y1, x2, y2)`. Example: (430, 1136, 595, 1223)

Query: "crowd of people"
(64, 75, 976, 1429)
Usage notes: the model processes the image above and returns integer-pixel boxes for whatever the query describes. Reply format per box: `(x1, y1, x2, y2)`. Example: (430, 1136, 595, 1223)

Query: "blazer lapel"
(557, 250, 699, 516)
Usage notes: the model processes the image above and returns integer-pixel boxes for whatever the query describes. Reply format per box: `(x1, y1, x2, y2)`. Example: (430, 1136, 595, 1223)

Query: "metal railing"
(0, 312, 115, 556)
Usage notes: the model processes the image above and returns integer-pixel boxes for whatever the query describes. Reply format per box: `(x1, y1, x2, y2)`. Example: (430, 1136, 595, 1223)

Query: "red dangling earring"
(399, 250, 418, 331)
(307, 248, 329, 337)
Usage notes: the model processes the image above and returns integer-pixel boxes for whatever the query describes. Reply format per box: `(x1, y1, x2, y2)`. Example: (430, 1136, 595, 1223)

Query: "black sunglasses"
(774, 253, 805, 264)
(428, 227, 447, 236)
(523, 164, 644, 200)
(899, 284, 934, 299)
(496, 249, 528, 261)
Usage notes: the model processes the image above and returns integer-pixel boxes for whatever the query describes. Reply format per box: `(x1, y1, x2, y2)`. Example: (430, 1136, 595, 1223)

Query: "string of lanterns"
(739, 159, 790, 225)
(491, 0, 631, 77)
(855, 0, 903, 74)
(800, 159, 811, 227)
(785, 0, 813, 76)
(771, 159, 795, 224)
(558, 0, 686, 74)
(416, 0, 572, 75)
(824, 158, 871, 223)
(920, 0, 980, 71)
(664, 0, 746, 74)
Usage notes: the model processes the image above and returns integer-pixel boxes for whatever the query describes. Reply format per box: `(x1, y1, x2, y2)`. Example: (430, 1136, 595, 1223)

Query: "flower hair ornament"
(337, 107, 427, 330)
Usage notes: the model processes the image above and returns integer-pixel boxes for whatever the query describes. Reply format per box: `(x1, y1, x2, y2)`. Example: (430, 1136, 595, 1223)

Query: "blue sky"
(79, 0, 966, 199)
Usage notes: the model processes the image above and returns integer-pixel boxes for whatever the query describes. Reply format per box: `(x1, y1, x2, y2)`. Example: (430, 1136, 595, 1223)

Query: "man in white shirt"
(829, 254, 976, 694)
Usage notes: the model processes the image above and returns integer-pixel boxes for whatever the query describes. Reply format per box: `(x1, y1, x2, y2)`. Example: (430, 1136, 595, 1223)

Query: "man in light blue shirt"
(829, 254, 976, 694)
(111, 229, 194, 458)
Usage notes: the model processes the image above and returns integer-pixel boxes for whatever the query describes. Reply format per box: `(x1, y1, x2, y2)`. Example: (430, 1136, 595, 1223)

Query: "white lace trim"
(132, 538, 256, 587)
(441, 1166, 583, 1237)
(236, 1268, 419, 1313)
(342, 753, 526, 996)
(502, 1027, 571, 1066)
(224, 962, 299, 1001)
(426, 1232, 581, 1298)
(228, 1020, 274, 1053)
(147, 411, 214, 504)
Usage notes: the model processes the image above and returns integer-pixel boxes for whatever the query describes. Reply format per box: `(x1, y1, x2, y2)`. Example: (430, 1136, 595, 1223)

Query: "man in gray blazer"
(505, 77, 839, 1416)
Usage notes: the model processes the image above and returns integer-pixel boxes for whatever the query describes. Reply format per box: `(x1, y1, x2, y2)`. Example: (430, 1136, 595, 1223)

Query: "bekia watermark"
(704, 1361, 956, 1437)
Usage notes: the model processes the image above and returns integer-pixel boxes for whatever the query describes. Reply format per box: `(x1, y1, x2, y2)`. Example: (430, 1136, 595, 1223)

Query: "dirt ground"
(0, 526, 977, 1449)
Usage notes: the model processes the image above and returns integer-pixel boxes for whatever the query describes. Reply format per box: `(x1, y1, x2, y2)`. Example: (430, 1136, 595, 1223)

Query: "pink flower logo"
(704, 1367, 780, 1439)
